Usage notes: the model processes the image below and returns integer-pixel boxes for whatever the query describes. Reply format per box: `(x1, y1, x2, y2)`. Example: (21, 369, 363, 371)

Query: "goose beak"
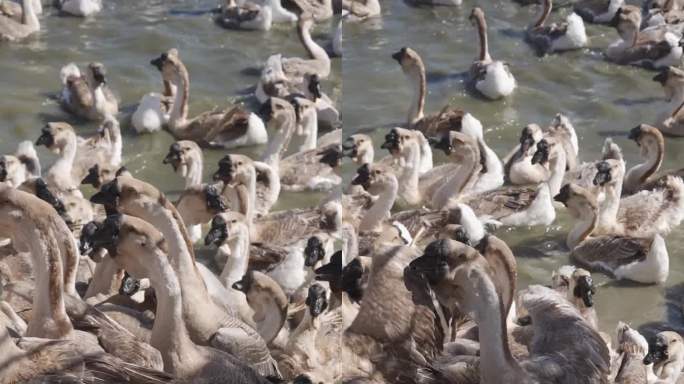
(593, 162, 612, 186)
(628, 126, 642, 141)
(258, 100, 274, 122)
(304, 237, 325, 267)
(231, 276, 249, 293)
(574, 275, 595, 308)
(653, 69, 669, 85)
(150, 54, 167, 71)
(351, 164, 371, 190)
(81, 165, 100, 187)
(342, 138, 357, 158)
(90, 181, 120, 207)
(204, 216, 227, 246)
(119, 272, 141, 297)
(0, 158, 7, 182)
(308, 75, 322, 100)
(554, 184, 571, 206)
(643, 338, 668, 365)
(35, 127, 54, 148)
(315, 251, 342, 282)
(429, 136, 452, 155)
(306, 284, 328, 318)
(391, 49, 404, 63)
(204, 186, 228, 213)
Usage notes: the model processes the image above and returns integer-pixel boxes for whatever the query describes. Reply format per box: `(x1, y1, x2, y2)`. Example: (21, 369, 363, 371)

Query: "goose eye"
(358, 139, 364, 143)
(231, 219, 237, 223)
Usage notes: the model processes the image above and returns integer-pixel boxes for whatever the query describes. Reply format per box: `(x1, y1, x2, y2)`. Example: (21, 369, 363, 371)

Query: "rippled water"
(3, 0, 684, 342)
(342, 1, 684, 335)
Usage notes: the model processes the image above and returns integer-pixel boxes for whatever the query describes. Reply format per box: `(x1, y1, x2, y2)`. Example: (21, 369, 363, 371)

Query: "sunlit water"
(0, 1, 340, 289)
(342, 0, 684, 338)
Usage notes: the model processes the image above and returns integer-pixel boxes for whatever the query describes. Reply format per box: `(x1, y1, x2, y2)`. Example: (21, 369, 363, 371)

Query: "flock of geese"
(3, 0, 684, 383)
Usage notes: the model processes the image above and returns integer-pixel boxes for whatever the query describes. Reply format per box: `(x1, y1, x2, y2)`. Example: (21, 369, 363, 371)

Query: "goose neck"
(467, 267, 521, 383)
(407, 66, 426, 126)
(360, 178, 398, 232)
(219, 227, 250, 287)
(546, 149, 567, 197)
(146, 247, 201, 375)
(398, 141, 422, 205)
(22, 0, 39, 29)
(185, 154, 203, 188)
(261, 115, 295, 169)
(533, 0, 552, 28)
(475, 14, 492, 62)
(568, 204, 598, 248)
(169, 65, 190, 128)
(299, 110, 319, 152)
(298, 20, 331, 72)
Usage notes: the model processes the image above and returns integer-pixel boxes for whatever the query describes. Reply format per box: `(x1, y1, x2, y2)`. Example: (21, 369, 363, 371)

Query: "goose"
(0, 140, 40, 188)
(54, 0, 102, 17)
(231, 270, 289, 346)
(59, 62, 119, 121)
(468, 7, 516, 100)
(593, 158, 684, 237)
(461, 138, 564, 227)
(342, 0, 381, 20)
(0, 184, 171, 378)
(314, 251, 359, 329)
(623, 124, 665, 194)
(35, 122, 86, 197)
(290, 0, 333, 21)
(526, 0, 588, 55)
(574, 0, 624, 23)
(555, 183, 670, 284)
(567, 268, 599, 330)
(643, 331, 684, 383)
(392, 46, 483, 137)
(215, 0, 273, 31)
(0, 194, 172, 383)
(0, 0, 41, 24)
(88, 175, 280, 376)
(263, 0, 298, 22)
(563, 136, 623, 194)
(613, 322, 650, 383)
(77, 115, 123, 170)
(81, 163, 128, 189)
(607, 5, 683, 69)
(131, 92, 171, 134)
(503, 124, 547, 185)
(152, 49, 268, 148)
(0, 0, 39, 41)
(654, 66, 684, 135)
(408, 239, 611, 384)
(162, 140, 211, 243)
(276, 283, 341, 381)
(79, 213, 274, 383)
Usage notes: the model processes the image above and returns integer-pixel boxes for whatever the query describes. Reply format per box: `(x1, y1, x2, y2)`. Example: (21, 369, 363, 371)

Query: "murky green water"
(342, 1, 684, 336)
(2, 0, 684, 342)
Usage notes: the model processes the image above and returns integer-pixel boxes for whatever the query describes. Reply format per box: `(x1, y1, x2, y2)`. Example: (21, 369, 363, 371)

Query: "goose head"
(610, 6, 641, 41)
(392, 46, 424, 77)
(79, 214, 124, 259)
(0, 155, 26, 186)
(429, 130, 477, 160)
(342, 134, 373, 164)
(306, 74, 323, 101)
(85, 62, 109, 88)
(81, 164, 117, 189)
(260, 97, 296, 129)
(593, 160, 620, 187)
(305, 283, 329, 318)
(653, 66, 684, 102)
(350, 163, 397, 194)
(531, 138, 551, 166)
(469, 7, 486, 28)
(518, 124, 543, 155)
(35, 122, 75, 154)
(406, 238, 482, 314)
(319, 200, 342, 232)
(204, 211, 247, 247)
(150, 48, 182, 83)
(551, 265, 577, 296)
(212, 154, 254, 186)
(628, 124, 665, 158)
(315, 250, 342, 292)
(554, 183, 598, 218)
(381, 127, 414, 156)
(163, 140, 201, 176)
(304, 235, 326, 267)
(318, 145, 344, 169)
(616, 322, 649, 357)
(231, 270, 288, 338)
(644, 331, 684, 369)
(341, 257, 365, 303)
(569, 268, 596, 308)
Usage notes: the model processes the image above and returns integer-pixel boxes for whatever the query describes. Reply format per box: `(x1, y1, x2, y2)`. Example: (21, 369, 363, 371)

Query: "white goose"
(468, 7, 516, 100)
(526, 0, 588, 55)
(54, 0, 102, 17)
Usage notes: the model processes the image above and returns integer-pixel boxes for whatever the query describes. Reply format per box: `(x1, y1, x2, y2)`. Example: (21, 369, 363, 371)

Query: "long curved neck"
(359, 147, 374, 165)
(299, 110, 319, 152)
(55, 133, 77, 175)
(432, 147, 481, 208)
(568, 205, 598, 248)
(253, 161, 280, 207)
(342, 224, 359, 264)
(534, 0, 552, 27)
(630, 140, 663, 188)
(261, 115, 295, 169)
(406, 66, 426, 126)
(145, 247, 202, 376)
(468, 267, 522, 384)
(241, 168, 257, 224)
(546, 150, 567, 197)
(84, 257, 123, 300)
(185, 152, 203, 188)
(22, 0, 39, 29)
(475, 15, 492, 62)
(107, 121, 122, 166)
(480, 140, 503, 180)
(398, 141, 422, 205)
(360, 179, 398, 232)
(219, 226, 250, 287)
(169, 65, 190, 128)
(298, 22, 330, 67)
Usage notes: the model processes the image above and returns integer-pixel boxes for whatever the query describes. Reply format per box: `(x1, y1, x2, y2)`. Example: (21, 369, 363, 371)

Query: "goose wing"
(62, 76, 94, 114)
(248, 243, 289, 271)
(193, 106, 252, 147)
(617, 178, 684, 236)
(412, 106, 466, 137)
(464, 185, 538, 219)
(216, 4, 262, 28)
(570, 236, 651, 276)
(615, 39, 675, 65)
(391, 208, 446, 240)
(279, 143, 341, 191)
